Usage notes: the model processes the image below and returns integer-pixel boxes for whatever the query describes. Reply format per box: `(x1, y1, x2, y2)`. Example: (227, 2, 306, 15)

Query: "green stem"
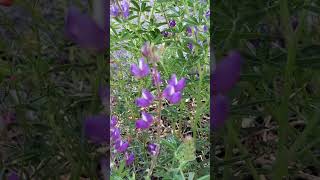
(274, 0, 297, 179)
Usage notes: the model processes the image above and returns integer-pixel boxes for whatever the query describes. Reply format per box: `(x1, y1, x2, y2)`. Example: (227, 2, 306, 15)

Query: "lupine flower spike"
(130, 58, 150, 78)
(136, 89, 154, 107)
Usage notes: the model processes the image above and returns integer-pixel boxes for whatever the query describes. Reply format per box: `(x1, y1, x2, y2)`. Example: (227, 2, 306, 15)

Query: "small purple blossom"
(65, 6, 106, 52)
(168, 74, 186, 92)
(136, 89, 154, 107)
(206, 10, 210, 19)
(152, 68, 162, 86)
(148, 143, 158, 156)
(187, 42, 193, 51)
(169, 20, 176, 27)
(125, 152, 135, 165)
(162, 31, 169, 37)
(130, 58, 150, 78)
(110, 4, 119, 17)
(136, 111, 154, 129)
(84, 115, 108, 144)
(110, 127, 121, 141)
(203, 25, 208, 32)
(121, 0, 130, 18)
(186, 26, 192, 36)
(115, 139, 129, 153)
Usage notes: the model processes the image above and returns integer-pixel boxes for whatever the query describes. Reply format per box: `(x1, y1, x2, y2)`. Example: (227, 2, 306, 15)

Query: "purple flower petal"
(212, 51, 243, 95)
(168, 74, 178, 86)
(169, 20, 176, 27)
(84, 115, 108, 144)
(175, 78, 186, 91)
(136, 98, 151, 107)
(135, 119, 150, 129)
(115, 139, 129, 153)
(110, 4, 119, 17)
(125, 152, 135, 166)
(211, 95, 230, 129)
(130, 64, 140, 77)
(139, 58, 150, 77)
(142, 89, 154, 102)
(121, 0, 130, 18)
(148, 143, 158, 156)
(168, 91, 182, 104)
(110, 127, 121, 141)
(162, 85, 175, 99)
(65, 6, 106, 52)
(141, 111, 153, 124)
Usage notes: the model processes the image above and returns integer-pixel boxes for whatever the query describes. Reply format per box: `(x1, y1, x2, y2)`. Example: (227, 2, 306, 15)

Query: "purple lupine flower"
(136, 111, 153, 129)
(125, 152, 135, 165)
(110, 127, 121, 141)
(111, 116, 117, 128)
(7, 171, 19, 180)
(141, 42, 152, 58)
(65, 6, 107, 52)
(168, 74, 186, 92)
(135, 89, 154, 107)
(212, 51, 243, 95)
(114, 139, 129, 153)
(162, 85, 182, 104)
(203, 25, 208, 32)
(169, 20, 176, 27)
(130, 58, 150, 78)
(187, 42, 193, 51)
(206, 10, 210, 19)
(212, 94, 230, 128)
(152, 68, 162, 86)
(121, 0, 130, 18)
(147, 143, 158, 156)
(110, 4, 119, 17)
(186, 26, 192, 36)
(84, 115, 108, 144)
(162, 31, 169, 37)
